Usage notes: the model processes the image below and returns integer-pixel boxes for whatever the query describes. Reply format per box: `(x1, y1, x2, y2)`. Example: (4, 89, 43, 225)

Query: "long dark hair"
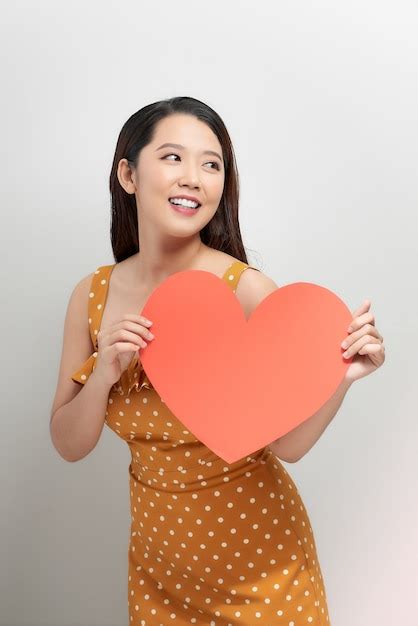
(109, 96, 256, 265)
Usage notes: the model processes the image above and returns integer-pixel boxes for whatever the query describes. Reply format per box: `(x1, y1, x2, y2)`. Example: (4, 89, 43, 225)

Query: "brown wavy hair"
(109, 96, 255, 265)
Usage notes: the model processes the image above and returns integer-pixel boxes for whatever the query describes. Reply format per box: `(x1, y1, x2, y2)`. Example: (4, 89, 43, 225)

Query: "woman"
(50, 96, 385, 625)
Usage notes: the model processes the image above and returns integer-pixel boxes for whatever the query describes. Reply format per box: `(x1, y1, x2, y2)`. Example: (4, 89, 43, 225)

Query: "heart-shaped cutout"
(140, 270, 352, 463)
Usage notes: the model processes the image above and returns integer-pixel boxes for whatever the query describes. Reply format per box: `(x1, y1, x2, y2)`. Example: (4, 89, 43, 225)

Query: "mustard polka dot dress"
(71, 260, 331, 625)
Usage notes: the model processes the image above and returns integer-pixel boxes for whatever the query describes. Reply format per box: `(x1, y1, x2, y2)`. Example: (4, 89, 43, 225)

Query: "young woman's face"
(132, 113, 225, 236)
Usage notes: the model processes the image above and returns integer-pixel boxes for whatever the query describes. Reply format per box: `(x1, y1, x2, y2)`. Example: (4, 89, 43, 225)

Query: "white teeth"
(169, 197, 199, 208)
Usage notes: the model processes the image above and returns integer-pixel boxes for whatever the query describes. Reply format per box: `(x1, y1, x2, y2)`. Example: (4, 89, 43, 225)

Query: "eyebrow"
(155, 142, 223, 163)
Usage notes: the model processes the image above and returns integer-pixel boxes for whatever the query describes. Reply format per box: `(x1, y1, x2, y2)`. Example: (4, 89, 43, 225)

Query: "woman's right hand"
(93, 314, 154, 386)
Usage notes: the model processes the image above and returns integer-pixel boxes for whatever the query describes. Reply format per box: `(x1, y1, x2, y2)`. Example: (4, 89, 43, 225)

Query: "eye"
(162, 153, 221, 170)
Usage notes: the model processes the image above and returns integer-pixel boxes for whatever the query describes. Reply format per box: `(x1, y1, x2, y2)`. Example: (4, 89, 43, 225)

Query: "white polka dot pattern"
(70, 260, 331, 624)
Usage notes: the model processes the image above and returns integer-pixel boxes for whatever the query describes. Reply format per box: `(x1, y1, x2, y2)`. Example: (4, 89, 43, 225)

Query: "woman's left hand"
(341, 299, 386, 384)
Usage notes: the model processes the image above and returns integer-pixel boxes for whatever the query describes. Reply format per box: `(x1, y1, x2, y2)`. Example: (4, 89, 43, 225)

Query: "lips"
(169, 200, 201, 211)
(168, 195, 202, 206)
(168, 200, 200, 213)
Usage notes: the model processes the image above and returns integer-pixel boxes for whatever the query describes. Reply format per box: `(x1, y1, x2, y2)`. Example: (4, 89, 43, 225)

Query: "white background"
(1, 0, 417, 624)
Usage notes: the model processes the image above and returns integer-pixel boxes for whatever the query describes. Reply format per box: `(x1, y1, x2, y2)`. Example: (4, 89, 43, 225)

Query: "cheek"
(140, 162, 171, 189)
(208, 177, 225, 201)
(150, 169, 173, 191)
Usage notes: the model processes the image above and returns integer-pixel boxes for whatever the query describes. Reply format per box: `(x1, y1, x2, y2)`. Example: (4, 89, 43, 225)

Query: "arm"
(268, 377, 353, 462)
(235, 267, 353, 464)
(50, 369, 114, 462)
(49, 274, 114, 462)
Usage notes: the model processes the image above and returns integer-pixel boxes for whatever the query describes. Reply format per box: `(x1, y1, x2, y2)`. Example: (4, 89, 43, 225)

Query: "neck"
(131, 235, 208, 288)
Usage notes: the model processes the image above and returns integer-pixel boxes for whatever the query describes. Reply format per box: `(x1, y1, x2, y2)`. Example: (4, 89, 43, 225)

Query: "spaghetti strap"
(88, 264, 116, 350)
(69, 264, 115, 385)
(70, 259, 259, 386)
(221, 259, 260, 292)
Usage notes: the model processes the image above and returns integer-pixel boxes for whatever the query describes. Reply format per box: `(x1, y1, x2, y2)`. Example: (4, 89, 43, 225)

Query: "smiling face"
(124, 113, 225, 237)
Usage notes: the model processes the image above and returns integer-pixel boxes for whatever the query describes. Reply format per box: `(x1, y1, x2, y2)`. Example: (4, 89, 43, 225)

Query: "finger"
(348, 309, 375, 333)
(123, 313, 153, 327)
(341, 324, 381, 349)
(358, 343, 385, 357)
(373, 329, 384, 342)
(122, 320, 155, 341)
(109, 342, 146, 360)
(343, 335, 381, 358)
(112, 328, 148, 348)
(116, 320, 154, 341)
(350, 299, 371, 321)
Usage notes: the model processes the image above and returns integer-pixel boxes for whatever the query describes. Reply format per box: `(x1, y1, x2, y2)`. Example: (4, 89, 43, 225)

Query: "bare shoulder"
(49, 270, 96, 421)
(67, 270, 96, 318)
(199, 248, 279, 319)
(236, 266, 279, 318)
(74, 270, 96, 295)
(208, 248, 278, 319)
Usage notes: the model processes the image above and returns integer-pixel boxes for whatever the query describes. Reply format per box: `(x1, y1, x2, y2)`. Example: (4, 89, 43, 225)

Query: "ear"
(117, 158, 137, 194)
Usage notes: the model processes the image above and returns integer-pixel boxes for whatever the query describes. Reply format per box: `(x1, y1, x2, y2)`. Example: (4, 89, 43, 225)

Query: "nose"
(178, 165, 201, 189)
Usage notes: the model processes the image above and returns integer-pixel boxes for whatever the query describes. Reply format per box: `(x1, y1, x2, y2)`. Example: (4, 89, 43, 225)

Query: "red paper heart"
(140, 271, 352, 463)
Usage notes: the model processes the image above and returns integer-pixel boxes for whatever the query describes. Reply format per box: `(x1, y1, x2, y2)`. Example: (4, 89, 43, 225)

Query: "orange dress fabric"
(71, 260, 331, 625)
